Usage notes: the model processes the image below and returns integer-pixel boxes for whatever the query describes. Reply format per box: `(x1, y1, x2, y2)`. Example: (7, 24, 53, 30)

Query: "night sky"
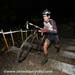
(0, 0, 75, 30)
(17, 0, 75, 23)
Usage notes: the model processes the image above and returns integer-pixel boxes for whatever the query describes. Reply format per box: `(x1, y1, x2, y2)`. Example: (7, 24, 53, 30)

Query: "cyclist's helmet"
(42, 9, 51, 16)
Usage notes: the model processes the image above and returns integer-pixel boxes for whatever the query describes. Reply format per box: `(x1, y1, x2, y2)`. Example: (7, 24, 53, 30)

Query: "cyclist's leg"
(43, 39, 50, 56)
(41, 38, 50, 65)
(54, 35, 61, 52)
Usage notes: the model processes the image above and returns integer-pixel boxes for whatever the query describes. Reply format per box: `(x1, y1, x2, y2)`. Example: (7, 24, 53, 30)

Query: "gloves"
(41, 28, 48, 33)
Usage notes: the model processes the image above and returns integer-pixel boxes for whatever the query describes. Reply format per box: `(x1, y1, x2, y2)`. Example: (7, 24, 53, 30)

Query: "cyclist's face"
(43, 16, 50, 22)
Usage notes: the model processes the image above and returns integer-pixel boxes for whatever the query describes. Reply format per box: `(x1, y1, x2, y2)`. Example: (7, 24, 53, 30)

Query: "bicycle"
(17, 22, 45, 62)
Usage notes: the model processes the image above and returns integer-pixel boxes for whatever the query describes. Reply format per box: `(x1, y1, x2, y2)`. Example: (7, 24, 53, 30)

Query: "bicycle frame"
(17, 22, 45, 62)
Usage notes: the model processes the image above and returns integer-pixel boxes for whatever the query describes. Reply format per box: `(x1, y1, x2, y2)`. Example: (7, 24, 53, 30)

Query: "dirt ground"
(0, 51, 69, 75)
(0, 39, 75, 75)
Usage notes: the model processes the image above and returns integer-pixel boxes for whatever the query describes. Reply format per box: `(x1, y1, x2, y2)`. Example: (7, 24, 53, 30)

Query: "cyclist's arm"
(43, 25, 57, 33)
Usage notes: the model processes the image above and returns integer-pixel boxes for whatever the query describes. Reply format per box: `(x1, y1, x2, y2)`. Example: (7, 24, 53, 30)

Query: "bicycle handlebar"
(28, 22, 42, 30)
(26, 21, 42, 30)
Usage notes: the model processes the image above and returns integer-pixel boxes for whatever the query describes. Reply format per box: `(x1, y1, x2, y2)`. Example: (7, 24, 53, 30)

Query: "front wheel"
(17, 34, 34, 62)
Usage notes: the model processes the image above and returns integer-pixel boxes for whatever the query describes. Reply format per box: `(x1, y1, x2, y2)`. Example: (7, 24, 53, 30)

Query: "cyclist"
(41, 9, 60, 65)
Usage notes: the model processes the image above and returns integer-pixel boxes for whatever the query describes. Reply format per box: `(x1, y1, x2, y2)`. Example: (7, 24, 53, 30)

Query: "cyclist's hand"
(41, 28, 48, 33)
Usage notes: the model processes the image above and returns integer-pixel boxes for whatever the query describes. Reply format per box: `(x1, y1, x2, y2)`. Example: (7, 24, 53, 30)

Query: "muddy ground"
(0, 39, 75, 75)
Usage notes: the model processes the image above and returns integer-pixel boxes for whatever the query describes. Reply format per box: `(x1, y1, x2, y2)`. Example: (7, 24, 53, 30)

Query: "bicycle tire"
(17, 34, 34, 62)
(17, 33, 45, 62)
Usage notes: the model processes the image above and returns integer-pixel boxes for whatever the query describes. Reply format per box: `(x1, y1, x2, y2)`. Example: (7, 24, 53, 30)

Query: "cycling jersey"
(43, 19, 58, 34)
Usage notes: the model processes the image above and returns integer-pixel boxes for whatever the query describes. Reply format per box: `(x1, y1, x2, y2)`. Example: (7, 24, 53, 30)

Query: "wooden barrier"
(1, 30, 9, 49)
(21, 29, 24, 42)
(0, 22, 42, 50)
(10, 30, 15, 46)
(0, 29, 34, 50)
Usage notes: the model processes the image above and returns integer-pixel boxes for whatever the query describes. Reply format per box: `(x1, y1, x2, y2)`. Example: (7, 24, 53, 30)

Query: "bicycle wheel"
(17, 34, 36, 62)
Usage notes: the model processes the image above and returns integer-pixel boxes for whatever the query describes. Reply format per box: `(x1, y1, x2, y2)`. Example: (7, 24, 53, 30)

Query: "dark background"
(0, 0, 75, 38)
(17, 0, 75, 23)
(0, 0, 75, 24)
